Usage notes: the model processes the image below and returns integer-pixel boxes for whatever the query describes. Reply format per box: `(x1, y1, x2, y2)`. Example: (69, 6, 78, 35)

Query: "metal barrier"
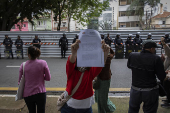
(0, 30, 170, 58)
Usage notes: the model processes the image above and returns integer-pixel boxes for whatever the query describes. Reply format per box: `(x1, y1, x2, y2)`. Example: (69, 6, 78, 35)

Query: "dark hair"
(28, 46, 41, 60)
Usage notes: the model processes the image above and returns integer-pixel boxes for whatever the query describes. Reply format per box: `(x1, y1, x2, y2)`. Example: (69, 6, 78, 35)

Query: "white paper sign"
(77, 29, 104, 67)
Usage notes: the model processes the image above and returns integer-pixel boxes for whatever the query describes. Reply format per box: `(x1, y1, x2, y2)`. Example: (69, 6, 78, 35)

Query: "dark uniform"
(15, 36, 24, 59)
(133, 32, 143, 52)
(104, 33, 113, 47)
(125, 34, 134, 58)
(72, 34, 79, 44)
(127, 40, 166, 113)
(114, 34, 124, 59)
(161, 33, 170, 47)
(3, 35, 13, 59)
(32, 35, 41, 49)
(59, 33, 68, 58)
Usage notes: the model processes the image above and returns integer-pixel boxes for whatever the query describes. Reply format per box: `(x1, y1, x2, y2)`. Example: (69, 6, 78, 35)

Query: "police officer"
(105, 33, 113, 47)
(125, 34, 133, 46)
(147, 33, 152, 40)
(114, 33, 123, 47)
(133, 32, 143, 52)
(72, 34, 79, 44)
(15, 35, 24, 59)
(32, 35, 41, 49)
(127, 40, 166, 113)
(59, 33, 68, 58)
(3, 35, 14, 59)
(101, 33, 105, 40)
(125, 34, 134, 58)
(114, 33, 124, 59)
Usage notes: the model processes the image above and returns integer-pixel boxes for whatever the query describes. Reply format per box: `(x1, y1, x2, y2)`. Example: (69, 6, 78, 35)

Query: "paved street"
(0, 57, 132, 88)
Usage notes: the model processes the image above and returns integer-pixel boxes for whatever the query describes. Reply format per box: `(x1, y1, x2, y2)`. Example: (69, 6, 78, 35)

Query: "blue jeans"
(61, 103, 93, 113)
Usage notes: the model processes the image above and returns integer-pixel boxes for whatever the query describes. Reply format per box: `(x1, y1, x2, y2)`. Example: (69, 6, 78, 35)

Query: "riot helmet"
(136, 32, 140, 38)
(18, 35, 21, 39)
(35, 35, 38, 39)
(128, 34, 133, 39)
(116, 33, 120, 38)
(5, 35, 8, 38)
(148, 33, 152, 39)
(63, 33, 66, 37)
(165, 33, 169, 38)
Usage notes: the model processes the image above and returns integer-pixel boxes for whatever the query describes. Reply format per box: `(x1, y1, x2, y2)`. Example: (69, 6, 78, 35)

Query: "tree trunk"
(57, 11, 62, 31)
(2, 18, 8, 31)
(67, 14, 71, 32)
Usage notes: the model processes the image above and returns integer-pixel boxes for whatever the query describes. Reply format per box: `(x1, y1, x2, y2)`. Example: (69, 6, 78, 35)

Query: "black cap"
(142, 40, 161, 48)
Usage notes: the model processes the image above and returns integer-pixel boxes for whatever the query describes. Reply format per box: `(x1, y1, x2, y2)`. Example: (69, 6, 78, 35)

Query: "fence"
(0, 30, 170, 58)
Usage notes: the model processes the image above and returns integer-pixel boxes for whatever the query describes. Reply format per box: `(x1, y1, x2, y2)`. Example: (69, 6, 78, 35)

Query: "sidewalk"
(0, 95, 169, 113)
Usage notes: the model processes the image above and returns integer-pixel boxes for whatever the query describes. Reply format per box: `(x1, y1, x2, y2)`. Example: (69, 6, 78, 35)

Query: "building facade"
(33, 13, 52, 31)
(118, 0, 140, 30)
(10, 18, 32, 31)
(98, 0, 119, 30)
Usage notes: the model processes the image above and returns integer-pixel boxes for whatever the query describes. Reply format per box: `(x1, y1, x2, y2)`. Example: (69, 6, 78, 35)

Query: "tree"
(72, 0, 110, 28)
(0, 0, 53, 31)
(51, 0, 67, 31)
(99, 20, 113, 30)
(126, 0, 160, 29)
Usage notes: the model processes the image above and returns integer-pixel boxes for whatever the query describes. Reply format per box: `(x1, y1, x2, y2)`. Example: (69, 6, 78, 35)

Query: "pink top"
(18, 59, 51, 97)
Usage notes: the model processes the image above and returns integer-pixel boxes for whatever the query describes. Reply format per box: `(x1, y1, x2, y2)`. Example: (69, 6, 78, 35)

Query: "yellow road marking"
(0, 87, 130, 92)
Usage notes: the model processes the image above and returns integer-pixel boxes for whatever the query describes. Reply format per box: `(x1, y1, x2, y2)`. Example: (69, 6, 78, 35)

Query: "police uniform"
(127, 40, 166, 113)
(59, 34, 68, 58)
(32, 38, 41, 49)
(133, 33, 143, 52)
(104, 35, 113, 47)
(114, 34, 124, 58)
(125, 34, 134, 58)
(15, 38, 23, 59)
(3, 36, 13, 59)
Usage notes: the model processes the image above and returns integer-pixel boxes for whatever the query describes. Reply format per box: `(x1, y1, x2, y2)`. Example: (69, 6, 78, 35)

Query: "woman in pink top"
(18, 46, 51, 113)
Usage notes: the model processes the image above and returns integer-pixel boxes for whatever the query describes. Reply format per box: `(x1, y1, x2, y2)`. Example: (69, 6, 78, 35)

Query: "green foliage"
(0, 0, 53, 31)
(72, 0, 110, 26)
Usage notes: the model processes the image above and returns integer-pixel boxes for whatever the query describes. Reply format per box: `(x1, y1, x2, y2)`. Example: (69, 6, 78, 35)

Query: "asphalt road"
(0, 57, 132, 88)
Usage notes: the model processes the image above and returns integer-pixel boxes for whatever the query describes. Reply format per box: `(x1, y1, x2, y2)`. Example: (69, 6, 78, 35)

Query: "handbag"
(15, 62, 26, 101)
(93, 77, 100, 90)
(57, 72, 84, 111)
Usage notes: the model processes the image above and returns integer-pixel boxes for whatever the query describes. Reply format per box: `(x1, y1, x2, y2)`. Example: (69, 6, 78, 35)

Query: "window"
(23, 24, 26, 27)
(119, 0, 127, 6)
(105, 7, 112, 11)
(126, 22, 130, 27)
(119, 11, 126, 16)
(63, 22, 66, 27)
(119, 22, 126, 27)
(163, 21, 166, 24)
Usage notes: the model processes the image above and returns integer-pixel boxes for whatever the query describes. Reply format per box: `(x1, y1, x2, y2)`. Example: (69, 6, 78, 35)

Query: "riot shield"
(125, 45, 134, 58)
(115, 45, 124, 59)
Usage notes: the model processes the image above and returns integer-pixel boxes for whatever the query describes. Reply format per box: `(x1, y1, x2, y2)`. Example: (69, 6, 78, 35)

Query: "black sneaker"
(161, 103, 170, 108)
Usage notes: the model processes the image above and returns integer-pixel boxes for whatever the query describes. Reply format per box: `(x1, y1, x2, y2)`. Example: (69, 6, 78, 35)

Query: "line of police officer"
(101, 32, 170, 58)
(2, 35, 41, 59)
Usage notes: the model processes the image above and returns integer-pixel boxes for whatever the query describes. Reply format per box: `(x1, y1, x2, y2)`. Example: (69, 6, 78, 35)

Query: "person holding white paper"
(60, 39, 110, 113)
